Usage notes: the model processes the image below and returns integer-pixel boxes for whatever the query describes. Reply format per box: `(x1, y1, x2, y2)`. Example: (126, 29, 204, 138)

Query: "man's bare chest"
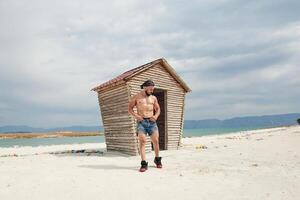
(136, 96, 154, 108)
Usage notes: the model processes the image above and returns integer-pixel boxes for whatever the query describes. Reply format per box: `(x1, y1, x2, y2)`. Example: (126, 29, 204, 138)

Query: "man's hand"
(150, 116, 157, 122)
(136, 115, 144, 122)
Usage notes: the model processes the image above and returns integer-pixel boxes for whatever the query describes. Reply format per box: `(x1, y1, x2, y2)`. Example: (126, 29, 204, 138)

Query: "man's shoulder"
(151, 95, 157, 101)
(133, 93, 141, 98)
(130, 93, 141, 101)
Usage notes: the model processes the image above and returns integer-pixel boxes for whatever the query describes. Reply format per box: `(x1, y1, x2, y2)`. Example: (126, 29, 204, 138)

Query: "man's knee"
(151, 135, 159, 145)
(153, 140, 159, 146)
(140, 140, 146, 146)
(139, 135, 147, 145)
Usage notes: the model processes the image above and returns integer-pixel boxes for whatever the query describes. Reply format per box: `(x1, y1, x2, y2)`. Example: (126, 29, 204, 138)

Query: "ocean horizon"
(0, 126, 270, 148)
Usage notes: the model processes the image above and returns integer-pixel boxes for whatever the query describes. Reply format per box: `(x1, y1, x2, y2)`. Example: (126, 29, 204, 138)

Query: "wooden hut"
(91, 58, 191, 155)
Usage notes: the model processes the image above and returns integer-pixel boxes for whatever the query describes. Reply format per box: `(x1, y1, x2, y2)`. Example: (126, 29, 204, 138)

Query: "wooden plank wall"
(127, 63, 186, 151)
(97, 83, 138, 155)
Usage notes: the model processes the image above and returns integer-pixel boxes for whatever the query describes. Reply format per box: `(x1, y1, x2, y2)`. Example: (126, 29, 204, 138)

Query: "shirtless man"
(128, 80, 162, 172)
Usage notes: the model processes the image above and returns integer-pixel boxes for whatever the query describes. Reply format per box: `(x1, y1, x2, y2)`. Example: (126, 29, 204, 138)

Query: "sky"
(0, 0, 300, 128)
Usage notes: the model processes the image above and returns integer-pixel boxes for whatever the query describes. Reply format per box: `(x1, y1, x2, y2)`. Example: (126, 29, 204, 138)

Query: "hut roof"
(91, 58, 191, 92)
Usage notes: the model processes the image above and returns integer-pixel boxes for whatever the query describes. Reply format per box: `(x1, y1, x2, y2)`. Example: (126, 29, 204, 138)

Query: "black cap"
(140, 79, 155, 89)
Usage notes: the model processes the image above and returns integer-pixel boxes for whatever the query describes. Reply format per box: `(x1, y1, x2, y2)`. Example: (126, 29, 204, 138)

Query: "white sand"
(0, 126, 299, 200)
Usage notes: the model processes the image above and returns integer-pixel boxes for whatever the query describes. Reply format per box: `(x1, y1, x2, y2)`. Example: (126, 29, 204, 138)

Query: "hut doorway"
(153, 88, 167, 150)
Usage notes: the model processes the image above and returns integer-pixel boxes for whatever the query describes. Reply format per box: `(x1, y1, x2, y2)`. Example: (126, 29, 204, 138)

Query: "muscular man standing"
(128, 80, 162, 172)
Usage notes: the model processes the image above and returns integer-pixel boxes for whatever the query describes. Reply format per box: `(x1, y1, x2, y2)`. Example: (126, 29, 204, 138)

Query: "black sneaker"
(139, 160, 148, 172)
(154, 157, 162, 168)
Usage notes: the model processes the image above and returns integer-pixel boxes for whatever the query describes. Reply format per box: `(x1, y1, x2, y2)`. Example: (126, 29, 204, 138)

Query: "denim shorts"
(137, 118, 158, 136)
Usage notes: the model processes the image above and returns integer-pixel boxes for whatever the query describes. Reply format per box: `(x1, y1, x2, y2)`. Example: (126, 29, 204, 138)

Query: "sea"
(0, 127, 264, 148)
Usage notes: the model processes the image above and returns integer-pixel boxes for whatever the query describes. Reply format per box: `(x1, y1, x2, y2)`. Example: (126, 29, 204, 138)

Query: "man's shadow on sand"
(52, 150, 142, 171)
(78, 164, 139, 171)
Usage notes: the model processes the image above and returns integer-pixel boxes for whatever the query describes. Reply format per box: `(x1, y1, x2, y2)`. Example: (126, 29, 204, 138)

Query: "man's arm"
(128, 95, 143, 121)
(151, 96, 160, 121)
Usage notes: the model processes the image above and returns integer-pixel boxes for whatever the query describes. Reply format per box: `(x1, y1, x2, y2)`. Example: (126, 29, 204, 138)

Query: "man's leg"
(138, 132, 147, 161)
(138, 132, 148, 172)
(151, 131, 162, 168)
(150, 131, 159, 157)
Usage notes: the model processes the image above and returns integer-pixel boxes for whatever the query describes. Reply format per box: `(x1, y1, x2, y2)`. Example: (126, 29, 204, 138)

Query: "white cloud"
(0, 0, 300, 127)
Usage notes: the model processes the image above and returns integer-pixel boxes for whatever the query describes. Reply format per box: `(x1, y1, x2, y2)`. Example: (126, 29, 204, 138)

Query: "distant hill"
(1, 113, 299, 133)
(0, 125, 46, 133)
(184, 113, 300, 129)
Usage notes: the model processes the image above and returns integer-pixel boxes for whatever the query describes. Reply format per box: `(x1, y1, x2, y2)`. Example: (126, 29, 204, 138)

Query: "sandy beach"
(0, 126, 299, 200)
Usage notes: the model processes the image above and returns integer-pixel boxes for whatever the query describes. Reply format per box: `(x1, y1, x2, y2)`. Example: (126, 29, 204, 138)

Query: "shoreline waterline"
(0, 125, 294, 148)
